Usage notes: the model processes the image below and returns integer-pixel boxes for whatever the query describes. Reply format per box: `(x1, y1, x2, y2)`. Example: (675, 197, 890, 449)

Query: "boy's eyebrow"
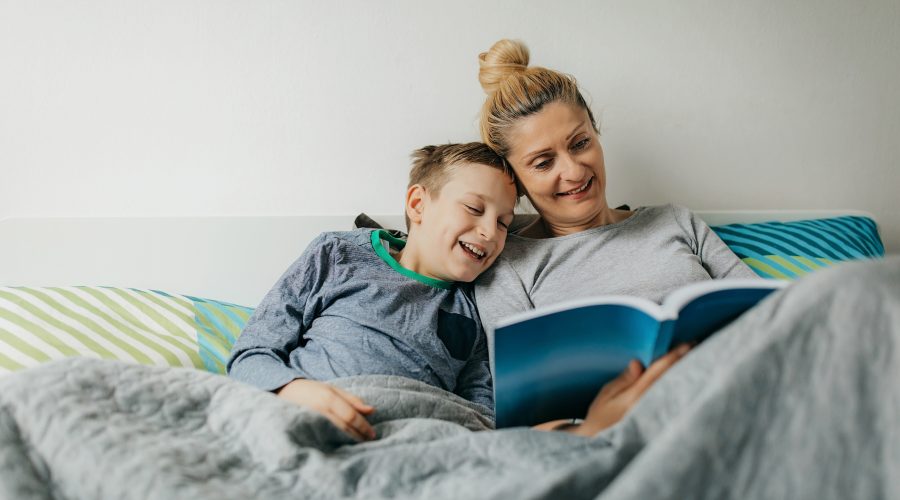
(521, 120, 590, 163)
(463, 192, 514, 211)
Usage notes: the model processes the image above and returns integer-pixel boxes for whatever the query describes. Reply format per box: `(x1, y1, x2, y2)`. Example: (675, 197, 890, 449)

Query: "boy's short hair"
(407, 142, 519, 228)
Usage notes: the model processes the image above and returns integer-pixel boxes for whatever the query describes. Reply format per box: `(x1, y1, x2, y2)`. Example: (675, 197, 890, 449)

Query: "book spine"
(652, 320, 676, 361)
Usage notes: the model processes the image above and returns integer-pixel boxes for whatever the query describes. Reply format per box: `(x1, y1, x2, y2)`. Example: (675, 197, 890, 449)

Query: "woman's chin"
(547, 194, 605, 216)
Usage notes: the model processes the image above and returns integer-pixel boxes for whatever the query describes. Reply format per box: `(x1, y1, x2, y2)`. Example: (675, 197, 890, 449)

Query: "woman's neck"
(526, 208, 633, 238)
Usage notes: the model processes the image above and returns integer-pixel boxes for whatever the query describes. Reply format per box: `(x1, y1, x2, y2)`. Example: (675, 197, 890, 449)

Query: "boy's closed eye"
(464, 204, 483, 215)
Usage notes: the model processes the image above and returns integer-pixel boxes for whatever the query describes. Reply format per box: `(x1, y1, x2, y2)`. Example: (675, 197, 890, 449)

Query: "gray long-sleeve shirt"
(474, 204, 757, 342)
(228, 229, 493, 410)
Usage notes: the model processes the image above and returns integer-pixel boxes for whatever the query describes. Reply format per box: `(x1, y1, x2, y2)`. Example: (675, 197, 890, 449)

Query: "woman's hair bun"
(478, 39, 530, 94)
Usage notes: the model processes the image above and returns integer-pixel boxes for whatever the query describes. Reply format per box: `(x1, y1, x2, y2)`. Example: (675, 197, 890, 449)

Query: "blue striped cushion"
(184, 295, 254, 373)
(711, 216, 884, 279)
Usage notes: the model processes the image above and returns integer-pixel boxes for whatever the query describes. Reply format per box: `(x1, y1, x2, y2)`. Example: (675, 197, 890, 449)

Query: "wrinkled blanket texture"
(1, 257, 899, 499)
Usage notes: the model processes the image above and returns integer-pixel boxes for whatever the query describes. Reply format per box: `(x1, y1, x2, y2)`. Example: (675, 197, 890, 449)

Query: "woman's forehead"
(509, 102, 591, 157)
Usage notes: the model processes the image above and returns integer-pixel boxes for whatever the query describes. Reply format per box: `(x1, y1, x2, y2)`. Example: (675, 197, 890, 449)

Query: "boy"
(227, 142, 517, 441)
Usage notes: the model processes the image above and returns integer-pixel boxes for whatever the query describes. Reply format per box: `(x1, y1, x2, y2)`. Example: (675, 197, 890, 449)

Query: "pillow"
(711, 216, 884, 279)
(0, 286, 254, 376)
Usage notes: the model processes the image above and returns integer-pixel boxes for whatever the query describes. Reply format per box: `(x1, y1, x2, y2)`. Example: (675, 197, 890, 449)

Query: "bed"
(0, 210, 893, 499)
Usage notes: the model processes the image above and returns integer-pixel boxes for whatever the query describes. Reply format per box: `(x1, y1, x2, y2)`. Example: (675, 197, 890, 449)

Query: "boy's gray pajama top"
(227, 229, 493, 409)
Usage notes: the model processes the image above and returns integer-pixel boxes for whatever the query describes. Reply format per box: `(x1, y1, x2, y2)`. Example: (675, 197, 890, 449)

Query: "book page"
(661, 278, 788, 316)
(667, 279, 789, 346)
(495, 294, 668, 330)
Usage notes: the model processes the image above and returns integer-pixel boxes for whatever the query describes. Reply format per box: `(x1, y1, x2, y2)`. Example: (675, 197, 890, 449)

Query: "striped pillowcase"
(0, 286, 253, 376)
(711, 216, 884, 279)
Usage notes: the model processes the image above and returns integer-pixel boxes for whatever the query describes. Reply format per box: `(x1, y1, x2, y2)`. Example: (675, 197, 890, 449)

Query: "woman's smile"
(556, 176, 594, 199)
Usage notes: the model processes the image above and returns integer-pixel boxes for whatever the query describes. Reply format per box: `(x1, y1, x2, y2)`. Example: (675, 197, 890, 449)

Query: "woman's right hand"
(570, 343, 692, 437)
(276, 378, 377, 441)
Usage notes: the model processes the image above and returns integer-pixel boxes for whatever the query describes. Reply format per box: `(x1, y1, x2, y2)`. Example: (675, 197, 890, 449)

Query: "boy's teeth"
(461, 242, 485, 257)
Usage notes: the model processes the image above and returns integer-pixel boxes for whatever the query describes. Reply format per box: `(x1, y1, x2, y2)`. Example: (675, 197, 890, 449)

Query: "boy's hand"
(568, 343, 692, 437)
(276, 379, 377, 441)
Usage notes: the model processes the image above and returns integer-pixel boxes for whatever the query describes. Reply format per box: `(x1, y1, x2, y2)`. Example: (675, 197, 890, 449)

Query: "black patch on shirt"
(437, 310, 477, 361)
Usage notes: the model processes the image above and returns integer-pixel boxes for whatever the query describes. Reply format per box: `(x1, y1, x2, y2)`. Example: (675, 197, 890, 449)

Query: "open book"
(492, 278, 788, 428)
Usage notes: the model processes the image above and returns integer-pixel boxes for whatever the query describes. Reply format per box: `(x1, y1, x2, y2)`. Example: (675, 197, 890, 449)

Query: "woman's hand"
(550, 343, 692, 437)
(276, 379, 377, 441)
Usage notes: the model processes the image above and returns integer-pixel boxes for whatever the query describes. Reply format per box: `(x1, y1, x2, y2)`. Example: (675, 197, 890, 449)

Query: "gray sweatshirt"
(474, 204, 757, 340)
(228, 229, 493, 410)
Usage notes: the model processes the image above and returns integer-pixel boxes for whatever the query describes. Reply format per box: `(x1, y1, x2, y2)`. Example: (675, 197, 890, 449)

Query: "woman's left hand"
(570, 343, 692, 437)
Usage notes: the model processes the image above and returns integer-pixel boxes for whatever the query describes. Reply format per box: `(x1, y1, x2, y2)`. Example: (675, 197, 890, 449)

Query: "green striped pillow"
(711, 216, 884, 279)
(0, 286, 253, 376)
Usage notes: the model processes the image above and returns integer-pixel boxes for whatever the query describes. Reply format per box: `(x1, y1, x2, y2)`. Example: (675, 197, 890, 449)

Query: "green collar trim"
(370, 229, 454, 290)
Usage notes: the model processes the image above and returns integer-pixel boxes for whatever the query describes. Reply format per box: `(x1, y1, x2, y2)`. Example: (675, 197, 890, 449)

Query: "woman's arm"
(680, 207, 757, 279)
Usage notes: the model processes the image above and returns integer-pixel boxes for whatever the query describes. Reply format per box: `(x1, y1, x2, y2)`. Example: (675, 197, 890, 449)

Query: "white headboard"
(0, 210, 875, 307)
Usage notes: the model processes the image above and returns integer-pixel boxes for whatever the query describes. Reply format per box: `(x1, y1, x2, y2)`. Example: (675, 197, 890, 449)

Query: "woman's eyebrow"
(522, 120, 591, 163)
(522, 147, 552, 164)
(566, 121, 588, 141)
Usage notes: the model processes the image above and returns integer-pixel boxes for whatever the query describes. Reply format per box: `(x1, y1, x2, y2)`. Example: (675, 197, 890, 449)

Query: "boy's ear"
(405, 184, 427, 225)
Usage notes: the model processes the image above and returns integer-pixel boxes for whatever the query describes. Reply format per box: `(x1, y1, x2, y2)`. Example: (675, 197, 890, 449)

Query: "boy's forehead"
(444, 165, 517, 209)
(447, 162, 509, 183)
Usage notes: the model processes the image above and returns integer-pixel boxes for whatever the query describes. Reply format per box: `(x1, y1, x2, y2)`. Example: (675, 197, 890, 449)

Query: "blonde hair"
(478, 39, 598, 157)
(406, 142, 516, 228)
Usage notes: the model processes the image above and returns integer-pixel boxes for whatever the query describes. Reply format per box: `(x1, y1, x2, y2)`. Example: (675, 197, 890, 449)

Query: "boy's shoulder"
(297, 229, 383, 277)
(311, 228, 378, 251)
(315, 228, 376, 246)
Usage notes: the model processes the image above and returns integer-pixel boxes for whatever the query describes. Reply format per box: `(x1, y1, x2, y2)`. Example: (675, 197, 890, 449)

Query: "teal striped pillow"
(711, 216, 884, 279)
(0, 287, 253, 376)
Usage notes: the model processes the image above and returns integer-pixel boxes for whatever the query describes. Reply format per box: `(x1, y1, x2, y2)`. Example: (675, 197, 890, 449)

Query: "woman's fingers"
(598, 359, 644, 398)
(629, 343, 691, 395)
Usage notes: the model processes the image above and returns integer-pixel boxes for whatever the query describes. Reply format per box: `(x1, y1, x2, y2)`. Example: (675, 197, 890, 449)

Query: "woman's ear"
(405, 184, 427, 225)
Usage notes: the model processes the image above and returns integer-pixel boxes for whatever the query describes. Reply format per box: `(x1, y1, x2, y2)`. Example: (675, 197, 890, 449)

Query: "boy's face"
(407, 163, 517, 283)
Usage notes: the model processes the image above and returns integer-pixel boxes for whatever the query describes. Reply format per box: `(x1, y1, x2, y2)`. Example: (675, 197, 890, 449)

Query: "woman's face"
(505, 101, 610, 229)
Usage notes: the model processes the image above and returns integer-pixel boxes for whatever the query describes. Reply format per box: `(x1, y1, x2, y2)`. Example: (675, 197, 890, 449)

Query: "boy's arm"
(227, 233, 333, 392)
(454, 332, 494, 410)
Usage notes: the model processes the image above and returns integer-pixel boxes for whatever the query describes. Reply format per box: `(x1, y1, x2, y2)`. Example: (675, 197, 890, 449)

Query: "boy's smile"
(401, 163, 517, 283)
(459, 241, 487, 260)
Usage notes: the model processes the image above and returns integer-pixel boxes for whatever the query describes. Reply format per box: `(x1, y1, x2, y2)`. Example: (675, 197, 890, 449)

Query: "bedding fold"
(1, 257, 898, 499)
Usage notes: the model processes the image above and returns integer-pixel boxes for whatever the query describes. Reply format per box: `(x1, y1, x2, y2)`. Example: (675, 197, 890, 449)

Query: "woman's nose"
(558, 153, 585, 181)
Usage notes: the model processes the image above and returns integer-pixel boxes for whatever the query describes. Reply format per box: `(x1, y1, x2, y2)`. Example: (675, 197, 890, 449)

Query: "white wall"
(2, 0, 898, 252)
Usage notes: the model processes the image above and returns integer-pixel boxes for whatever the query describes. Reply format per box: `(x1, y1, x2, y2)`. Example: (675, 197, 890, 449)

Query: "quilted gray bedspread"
(2, 257, 899, 499)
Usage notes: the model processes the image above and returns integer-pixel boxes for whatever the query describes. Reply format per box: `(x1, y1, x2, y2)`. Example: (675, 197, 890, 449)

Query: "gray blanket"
(2, 257, 899, 499)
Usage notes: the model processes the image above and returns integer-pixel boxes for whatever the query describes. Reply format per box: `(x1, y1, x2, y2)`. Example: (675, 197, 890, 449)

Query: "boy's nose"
(479, 221, 498, 242)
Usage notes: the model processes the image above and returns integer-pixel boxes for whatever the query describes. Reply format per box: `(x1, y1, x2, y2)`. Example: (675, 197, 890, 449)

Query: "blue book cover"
(492, 279, 788, 428)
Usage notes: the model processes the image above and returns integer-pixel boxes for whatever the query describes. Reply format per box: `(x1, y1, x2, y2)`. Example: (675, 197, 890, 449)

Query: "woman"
(473, 39, 900, 497)
(476, 39, 756, 330)
(475, 39, 759, 431)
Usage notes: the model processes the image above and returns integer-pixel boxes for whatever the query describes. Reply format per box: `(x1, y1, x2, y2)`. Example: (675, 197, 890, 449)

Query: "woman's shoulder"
(638, 203, 694, 217)
(635, 203, 703, 226)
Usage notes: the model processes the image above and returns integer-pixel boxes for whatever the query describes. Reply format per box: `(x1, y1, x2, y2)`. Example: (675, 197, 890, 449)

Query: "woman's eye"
(572, 138, 589, 151)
